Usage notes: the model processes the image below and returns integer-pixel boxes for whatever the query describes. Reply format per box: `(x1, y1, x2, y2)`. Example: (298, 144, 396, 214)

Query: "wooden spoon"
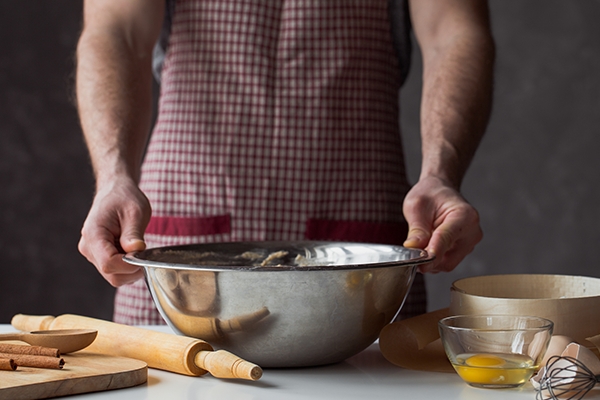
(0, 329, 98, 353)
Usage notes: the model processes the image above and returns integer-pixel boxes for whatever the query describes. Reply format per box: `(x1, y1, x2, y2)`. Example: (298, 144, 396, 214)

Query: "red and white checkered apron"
(114, 0, 426, 325)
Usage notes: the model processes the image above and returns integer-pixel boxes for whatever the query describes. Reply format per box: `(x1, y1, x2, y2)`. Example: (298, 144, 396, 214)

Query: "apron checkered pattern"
(114, 0, 426, 325)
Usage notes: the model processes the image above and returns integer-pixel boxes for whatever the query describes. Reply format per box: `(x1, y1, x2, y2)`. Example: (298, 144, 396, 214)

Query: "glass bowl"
(438, 315, 554, 388)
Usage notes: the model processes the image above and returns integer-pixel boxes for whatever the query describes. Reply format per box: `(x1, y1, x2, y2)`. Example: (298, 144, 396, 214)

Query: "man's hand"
(402, 176, 482, 273)
(78, 178, 151, 287)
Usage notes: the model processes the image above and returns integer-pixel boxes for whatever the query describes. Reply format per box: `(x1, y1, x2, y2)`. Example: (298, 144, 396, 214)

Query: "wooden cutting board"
(0, 350, 147, 400)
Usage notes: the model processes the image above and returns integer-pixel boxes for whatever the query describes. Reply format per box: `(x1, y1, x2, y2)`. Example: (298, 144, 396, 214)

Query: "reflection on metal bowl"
(124, 241, 433, 367)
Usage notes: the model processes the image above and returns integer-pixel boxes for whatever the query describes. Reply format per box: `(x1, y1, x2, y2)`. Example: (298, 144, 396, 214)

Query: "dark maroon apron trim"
(305, 218, 408, 245)
(146, 215, 231, 236)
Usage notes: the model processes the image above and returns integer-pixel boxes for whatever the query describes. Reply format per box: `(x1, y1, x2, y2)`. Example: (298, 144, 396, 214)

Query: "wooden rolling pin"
(379, 307, 453, 372)
(11, 314, 262, 381)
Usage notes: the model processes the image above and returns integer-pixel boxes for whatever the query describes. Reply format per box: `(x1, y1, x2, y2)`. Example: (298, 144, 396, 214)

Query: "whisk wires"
(536, 355, 600, 400)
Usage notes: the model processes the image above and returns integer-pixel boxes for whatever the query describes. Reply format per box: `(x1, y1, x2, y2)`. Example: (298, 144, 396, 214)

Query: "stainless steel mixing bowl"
(123, 241, 433, 367)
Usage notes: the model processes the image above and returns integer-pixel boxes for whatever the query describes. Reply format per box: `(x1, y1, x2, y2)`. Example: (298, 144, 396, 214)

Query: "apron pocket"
(146, 214, 231, 236)
(305, 218, 408, 245)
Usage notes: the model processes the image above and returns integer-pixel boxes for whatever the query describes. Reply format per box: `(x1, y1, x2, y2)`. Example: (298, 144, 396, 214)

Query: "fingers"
(79, 226, 144, 287)
(78, 181, 151, 287)
(419, 208, 482, 273)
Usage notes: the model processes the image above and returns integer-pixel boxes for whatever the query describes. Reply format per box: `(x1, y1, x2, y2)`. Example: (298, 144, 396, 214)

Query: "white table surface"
(0, 325, 548, 399)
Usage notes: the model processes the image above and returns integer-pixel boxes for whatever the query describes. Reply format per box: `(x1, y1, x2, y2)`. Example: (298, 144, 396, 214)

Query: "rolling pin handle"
(11, 314, 55, 331)
(195, 349, 263, 381)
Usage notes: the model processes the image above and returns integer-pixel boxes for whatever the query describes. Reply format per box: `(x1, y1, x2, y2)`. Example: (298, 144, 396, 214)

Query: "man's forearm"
(413, 0, 495, 189)
(76, 34, 153, 187)
(75, 1, 163, 188)
(420, 34, 494, 188)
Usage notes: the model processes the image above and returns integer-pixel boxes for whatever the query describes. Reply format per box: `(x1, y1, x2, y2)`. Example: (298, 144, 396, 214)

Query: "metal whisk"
(536, 355, 600, 400)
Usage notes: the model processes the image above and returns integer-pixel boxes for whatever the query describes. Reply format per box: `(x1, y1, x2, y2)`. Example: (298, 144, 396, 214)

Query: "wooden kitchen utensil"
(11, 313, 262, 381)
(379, 307, 453, 372)
(0, 351, 147, 399)
(0, 329, 97, 354)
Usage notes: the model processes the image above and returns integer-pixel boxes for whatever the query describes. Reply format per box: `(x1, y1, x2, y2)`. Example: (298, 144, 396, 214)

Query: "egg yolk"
(453, 353, 534, 387)
(465, 354, 506, 368)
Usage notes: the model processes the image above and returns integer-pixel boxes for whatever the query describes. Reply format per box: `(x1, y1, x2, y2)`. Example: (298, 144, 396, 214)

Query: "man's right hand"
(78, 178, 151, 287)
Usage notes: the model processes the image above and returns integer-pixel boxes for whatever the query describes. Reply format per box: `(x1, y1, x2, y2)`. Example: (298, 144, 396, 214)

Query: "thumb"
(119, 223, 147, 254)
(402, 190, 434, 250)
(118, 195, 151, 254)
(403, 225, 432, 249)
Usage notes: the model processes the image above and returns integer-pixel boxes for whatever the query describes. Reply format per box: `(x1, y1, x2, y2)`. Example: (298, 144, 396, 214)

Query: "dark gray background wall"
(1, 1, 598, 323)
(0, 2, 114, 322)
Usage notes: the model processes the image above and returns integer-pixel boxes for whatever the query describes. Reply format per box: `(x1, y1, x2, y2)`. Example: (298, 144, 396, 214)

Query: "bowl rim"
(438, 314, 555, 332)
(123, 240, 435, 272)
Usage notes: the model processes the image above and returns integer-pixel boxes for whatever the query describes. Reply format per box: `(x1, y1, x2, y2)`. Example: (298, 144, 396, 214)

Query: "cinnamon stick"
(0, 343, 60, 357)
(0, 352, 64, 369)
(0, 357, 17, 371)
